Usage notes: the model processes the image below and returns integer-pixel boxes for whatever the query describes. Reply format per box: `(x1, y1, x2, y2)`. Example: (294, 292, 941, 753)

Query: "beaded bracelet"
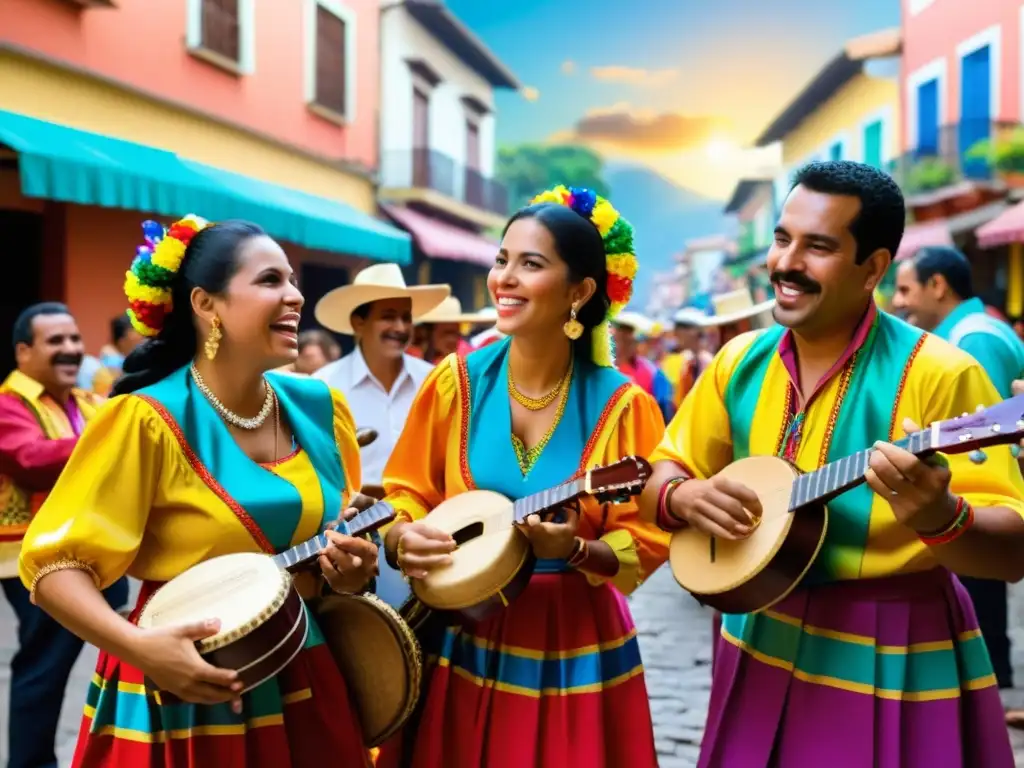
(918, 496, 975, 547)
(657, 477, 688, 531)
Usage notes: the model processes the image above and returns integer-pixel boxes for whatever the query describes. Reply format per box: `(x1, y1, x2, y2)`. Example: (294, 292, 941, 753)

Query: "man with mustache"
(641, 161, 1023, 766)
(314, 265, 449, 606)
(0, 302, 128, 768)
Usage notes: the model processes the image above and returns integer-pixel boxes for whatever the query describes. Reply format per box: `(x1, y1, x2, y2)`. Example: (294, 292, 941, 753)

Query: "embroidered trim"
(888, 334, 927, 443)
(138, 395, 275, 554)
(576, 383, 631, 474)
(30, 558, 99, 603)
(260, 446, 301, 469)
(817, 351, 859, 468)
(774, 384, 795, 456)
(454, 355, 476, 490)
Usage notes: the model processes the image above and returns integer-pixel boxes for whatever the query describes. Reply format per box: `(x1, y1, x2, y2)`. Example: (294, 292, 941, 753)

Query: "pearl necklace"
(190, 363, 274, 430)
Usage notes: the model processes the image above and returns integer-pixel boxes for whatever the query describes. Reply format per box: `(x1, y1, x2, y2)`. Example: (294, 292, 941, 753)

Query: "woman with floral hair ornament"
(376, 187, 669, 767)
(19, 216, 378, 766)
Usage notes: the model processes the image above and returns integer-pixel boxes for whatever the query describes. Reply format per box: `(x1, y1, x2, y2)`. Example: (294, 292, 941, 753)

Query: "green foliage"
(905, 158, 955, 193)
(496, 144, 610, 213)
(965, 129, 1024, 173)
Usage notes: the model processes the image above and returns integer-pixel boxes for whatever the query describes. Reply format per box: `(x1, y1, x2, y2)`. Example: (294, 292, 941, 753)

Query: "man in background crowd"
(660, 307, 713, 408)
(408, 297, 490, 363)
(612, 311, 674, 420)
(313, 264, 449, 606)
(892, 245, 1024, 715)
(76, 313, 143, 395)
(0, 303, 128, 768)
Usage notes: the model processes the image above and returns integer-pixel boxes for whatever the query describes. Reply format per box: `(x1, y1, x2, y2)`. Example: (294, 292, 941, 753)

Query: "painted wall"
(379, 4, 498, 193)
(780, 71, 901, 167)
(901, 0, 1022, 149)
(1, 0, 379, 172)
(0, 52, 375, 211)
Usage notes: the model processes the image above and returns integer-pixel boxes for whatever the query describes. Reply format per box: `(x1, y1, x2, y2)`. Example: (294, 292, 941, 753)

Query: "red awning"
(976, 200, 1024, 249)
(382, 204, 497, 267)
(895, 220, 953, 261)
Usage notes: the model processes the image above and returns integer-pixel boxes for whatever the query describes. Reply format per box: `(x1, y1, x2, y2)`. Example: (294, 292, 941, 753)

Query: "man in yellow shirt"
(640, 161, 1022, 767)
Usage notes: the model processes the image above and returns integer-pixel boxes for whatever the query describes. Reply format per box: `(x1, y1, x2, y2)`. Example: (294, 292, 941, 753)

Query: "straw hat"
(612, 310, 655, 336)
(673, 307, 710, 327)
(314, 263, 450, 335)
(698, 288, 775, 327)
(415, 296, 495, 325)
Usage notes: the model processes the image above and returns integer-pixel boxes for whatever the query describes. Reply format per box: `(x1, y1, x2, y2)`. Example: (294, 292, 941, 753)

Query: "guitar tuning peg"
(961, 412, 969, 418)
(968, 449, 988, 465)
(1012, 445, 1022, 459)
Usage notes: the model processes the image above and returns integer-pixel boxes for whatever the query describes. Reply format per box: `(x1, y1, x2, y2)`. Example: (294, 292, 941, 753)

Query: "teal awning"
(0, 109, 410, 264)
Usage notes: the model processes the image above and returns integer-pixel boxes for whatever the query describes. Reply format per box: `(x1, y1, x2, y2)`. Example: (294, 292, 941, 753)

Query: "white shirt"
(315, 347, 434, 486)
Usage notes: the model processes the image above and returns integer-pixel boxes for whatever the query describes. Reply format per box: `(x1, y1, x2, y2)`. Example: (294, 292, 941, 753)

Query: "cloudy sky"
(446, 0, 900, 198)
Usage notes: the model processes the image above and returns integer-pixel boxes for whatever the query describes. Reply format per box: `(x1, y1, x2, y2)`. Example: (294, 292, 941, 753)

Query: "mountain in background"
(604, 162, 735, 308)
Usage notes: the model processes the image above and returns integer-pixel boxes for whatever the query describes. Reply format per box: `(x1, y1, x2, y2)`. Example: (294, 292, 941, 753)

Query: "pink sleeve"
(0, 394, 76, 491)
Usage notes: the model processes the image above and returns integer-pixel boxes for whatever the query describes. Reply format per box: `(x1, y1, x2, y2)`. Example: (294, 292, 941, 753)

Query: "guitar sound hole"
(452, 522, 484, 547)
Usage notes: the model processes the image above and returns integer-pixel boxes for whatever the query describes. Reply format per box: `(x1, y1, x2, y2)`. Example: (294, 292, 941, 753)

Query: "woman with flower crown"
(376, 187, 669, 767)
(18, 216, 377, 766)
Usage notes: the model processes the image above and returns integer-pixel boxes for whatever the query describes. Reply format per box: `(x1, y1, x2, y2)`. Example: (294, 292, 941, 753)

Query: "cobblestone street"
(1, 572, 1023, 766)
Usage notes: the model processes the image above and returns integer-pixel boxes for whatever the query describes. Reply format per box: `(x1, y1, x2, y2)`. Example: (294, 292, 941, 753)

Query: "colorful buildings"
(0, 0, 411, 368)
(899, 0, 1024, 315)
(377, 0, 519, 310)
(722, 178, 776, 300)
(754, 28, 902, 218)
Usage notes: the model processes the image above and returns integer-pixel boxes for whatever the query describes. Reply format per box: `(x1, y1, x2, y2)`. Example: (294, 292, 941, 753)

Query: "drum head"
(315, 593, 422, 747)
(138, 553, 288, 653)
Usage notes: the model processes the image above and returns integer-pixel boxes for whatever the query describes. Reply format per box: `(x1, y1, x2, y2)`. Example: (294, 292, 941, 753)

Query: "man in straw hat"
(611, 310, 674, 420)
(314, 263, 449, 493)
(642, 160, 1024, 766)
(697, 286, 776, 351)
(660, 306, 715, 408)
(409, 297, 495, 363)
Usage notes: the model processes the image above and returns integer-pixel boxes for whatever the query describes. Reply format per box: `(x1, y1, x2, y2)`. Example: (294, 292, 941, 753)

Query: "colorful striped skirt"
(72, 581, 371, 768)
(377, 564, 659, 768)
(701, 568, 1013, 767)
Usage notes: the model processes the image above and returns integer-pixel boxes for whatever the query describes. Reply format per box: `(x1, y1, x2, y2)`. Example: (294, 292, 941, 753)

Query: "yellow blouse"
(20, 388, 361, 596)
(382, 354, 670, 595)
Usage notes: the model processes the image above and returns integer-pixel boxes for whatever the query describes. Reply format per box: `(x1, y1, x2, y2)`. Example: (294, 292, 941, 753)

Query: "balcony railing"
(890, 120, 1024, 196)
(381, 148, 509, 217)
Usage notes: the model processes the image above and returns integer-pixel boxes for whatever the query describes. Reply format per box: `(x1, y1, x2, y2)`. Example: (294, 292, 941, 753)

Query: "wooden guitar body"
(669, 455, 828, 615)
(411, 490, 535, 623)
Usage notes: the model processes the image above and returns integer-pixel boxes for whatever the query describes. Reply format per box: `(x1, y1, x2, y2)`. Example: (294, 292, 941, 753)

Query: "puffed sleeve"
(329, 387, 362, 510)
(913, 345, 1024, 518)
(381, 356, 458, 522)
(19, 395, 167, 598)
(579, 387, 669, 595)
(649, 332, 757, 479)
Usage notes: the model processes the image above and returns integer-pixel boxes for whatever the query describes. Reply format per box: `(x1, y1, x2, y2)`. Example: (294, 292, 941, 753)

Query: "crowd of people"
(0, 161, 1022, 767)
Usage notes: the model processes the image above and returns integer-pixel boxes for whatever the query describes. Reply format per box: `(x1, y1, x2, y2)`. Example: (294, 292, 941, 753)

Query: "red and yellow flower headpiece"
(124, 214, 212, 337)
(530, 185, 637, 367)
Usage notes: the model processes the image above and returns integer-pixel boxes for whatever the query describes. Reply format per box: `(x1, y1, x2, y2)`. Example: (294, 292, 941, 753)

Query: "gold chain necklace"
(508, 358, 573, 411)
(190, 363, 274, 430)
(511, 359, 573, 475)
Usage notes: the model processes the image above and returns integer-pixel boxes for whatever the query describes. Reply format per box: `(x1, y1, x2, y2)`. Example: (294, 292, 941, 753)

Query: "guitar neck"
(512, 479, 586, 524)
(272, 500, 396, 571)
(789, 431, 928, 510)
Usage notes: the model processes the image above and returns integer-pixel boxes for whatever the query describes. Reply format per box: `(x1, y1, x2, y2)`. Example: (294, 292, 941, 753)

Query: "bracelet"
(918, 497, 975, 546)
(657, 477, 688, 531)
(567, 537, 588, 568)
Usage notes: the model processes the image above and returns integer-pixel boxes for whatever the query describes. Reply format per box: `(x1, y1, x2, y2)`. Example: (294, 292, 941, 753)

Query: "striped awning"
(894, 219, 953, 261)
(976, 200, 1024, 249)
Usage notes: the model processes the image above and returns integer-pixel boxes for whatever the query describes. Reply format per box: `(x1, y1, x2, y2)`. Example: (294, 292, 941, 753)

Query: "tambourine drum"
(314, 592, 423, 748)
(137, 553, 307, 694)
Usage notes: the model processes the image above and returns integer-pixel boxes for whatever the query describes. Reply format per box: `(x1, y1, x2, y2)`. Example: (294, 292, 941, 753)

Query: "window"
(305, 0, 357, 121)
(186, 0, 255, 74)
(917, 78, 939, 153)
(829, 141, 843, 160)
(863, 120, 883, 169)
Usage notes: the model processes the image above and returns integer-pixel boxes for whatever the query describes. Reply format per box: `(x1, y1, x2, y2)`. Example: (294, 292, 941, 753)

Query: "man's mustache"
(770, 271, 821, 294)
(51, 353, 83, 367)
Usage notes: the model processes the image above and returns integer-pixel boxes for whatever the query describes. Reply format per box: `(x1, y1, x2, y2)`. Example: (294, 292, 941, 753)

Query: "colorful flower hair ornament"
(530, 185, 638, 367)
(124, 214, 211, 337)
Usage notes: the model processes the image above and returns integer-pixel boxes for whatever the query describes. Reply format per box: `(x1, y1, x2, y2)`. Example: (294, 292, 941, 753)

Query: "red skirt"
(72, 581, 371, 768)
(377, 569, 658, 768)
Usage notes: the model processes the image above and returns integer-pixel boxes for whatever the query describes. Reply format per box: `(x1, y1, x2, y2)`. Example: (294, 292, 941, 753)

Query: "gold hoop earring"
(204, 316, 222, 361)
(563, 304, 583, 340)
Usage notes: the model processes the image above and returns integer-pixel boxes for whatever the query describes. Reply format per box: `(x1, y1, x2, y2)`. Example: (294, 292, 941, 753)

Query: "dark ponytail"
(502, 203, 610, 361)
(113, 220, 266, 395)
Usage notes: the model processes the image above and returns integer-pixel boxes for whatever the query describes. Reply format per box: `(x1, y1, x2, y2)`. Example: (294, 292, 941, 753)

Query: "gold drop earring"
(563, 303, 583, 340)
(205, 316, 222, 361)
